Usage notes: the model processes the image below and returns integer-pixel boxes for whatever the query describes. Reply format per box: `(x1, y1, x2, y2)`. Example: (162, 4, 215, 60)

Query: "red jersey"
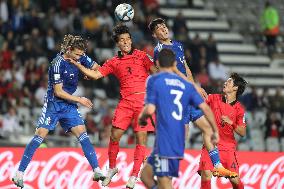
(206, 94, 246, 151)
(98, 49, 154, 99)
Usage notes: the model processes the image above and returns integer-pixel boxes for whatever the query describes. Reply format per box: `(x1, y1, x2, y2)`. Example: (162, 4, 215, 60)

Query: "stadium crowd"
(0, 0, 283, 151)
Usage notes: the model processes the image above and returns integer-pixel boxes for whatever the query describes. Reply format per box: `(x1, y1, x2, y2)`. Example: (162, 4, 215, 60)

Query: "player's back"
(46, 53, 79, 104)
(148, 72, 203, 158)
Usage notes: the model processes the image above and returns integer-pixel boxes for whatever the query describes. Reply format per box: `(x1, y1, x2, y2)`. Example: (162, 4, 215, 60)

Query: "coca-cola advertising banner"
(0, 148, 284, 189)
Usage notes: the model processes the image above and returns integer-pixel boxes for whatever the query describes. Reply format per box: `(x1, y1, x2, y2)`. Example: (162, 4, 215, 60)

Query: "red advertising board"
(0, 148, 284, 189)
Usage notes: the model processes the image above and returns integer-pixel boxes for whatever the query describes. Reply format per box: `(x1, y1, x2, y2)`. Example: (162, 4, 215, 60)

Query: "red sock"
(132, 144, 146, 177)
(232, 181, 244, 189)
(108, 140, 119, 169)
(201, 180, 211, 189)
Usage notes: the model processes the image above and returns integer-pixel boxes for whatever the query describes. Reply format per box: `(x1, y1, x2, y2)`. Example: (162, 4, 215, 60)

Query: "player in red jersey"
(69, 24, 157, 189)
(198, 73, 247, 189)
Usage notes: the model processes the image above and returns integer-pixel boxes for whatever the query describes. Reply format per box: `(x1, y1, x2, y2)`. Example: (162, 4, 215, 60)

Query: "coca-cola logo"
(0, 149, 284, 189)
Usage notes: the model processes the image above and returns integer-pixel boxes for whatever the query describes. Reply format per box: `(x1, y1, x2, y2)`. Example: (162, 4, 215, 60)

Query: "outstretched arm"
(68, 58, 103, 80)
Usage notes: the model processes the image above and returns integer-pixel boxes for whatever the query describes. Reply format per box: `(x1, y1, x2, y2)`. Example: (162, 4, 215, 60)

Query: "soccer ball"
(114, 3, 134, 22)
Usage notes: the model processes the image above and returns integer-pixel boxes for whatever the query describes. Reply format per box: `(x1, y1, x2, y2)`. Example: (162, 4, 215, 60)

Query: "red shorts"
(112, 94, 155, 132)
(198, 148, 240, 173)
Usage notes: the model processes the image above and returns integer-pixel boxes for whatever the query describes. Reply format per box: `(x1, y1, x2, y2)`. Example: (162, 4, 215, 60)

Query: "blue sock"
(78, 132, 99, 169)
(18, 135, 43, 172)
(208, 147, 221, 167)
(151, 186, 158, 189)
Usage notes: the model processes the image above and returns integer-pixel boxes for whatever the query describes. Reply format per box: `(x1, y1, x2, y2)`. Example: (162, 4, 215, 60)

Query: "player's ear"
(152, 33, 157, 38)
(233, 85, 238, 92)
(173, 60, 177, 67)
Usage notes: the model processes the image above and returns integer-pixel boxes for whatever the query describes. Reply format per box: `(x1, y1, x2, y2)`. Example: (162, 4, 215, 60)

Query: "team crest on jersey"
(45, 117, 51, 125)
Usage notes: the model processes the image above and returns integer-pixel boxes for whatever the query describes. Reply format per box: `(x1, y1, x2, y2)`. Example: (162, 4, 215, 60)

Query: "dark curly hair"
(230, 73, 248, 98)
(60, 34, 87, 53)
(111, 24, 131, 43)
(148, 18, 166, 33)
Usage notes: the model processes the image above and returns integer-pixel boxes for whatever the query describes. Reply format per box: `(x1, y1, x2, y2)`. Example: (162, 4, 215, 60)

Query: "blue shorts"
(184, 106, 203, 124)
(147, 153, 180, 177)
(37, 101, 84, 133)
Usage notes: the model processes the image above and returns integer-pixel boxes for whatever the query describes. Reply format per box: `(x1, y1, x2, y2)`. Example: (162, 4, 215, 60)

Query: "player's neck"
(159, 68, 173, 73)
(159, 38, 172, 45)
(224, 93, 236, 104)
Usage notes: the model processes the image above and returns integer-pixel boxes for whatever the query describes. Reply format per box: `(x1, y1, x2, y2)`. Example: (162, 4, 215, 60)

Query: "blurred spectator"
(259, 88, 271, 110)
(260, 1, 280, 57)
(53, 10, 70, 34)
(0, 106, 22, 138)
(264, 112, 281, 139)
(173, 12, 187, 35)
(269, 88, 284, 114)
(195, 67, 211, 90)
(189, 34, 203, 73)
(35, 80, 47, 106)
(83, 12, 100, 37)
(97, 25, 114, 48)
(0, 0, 8, 24)
(240, 86, 260, 111)
(85, 112, 97, 135)
(97, 10, 114, 29)
(72, 8, 83, 34)
(208, 58, 228, 81)
(205, 33, 218, 64)
(0, 41, 14, 70)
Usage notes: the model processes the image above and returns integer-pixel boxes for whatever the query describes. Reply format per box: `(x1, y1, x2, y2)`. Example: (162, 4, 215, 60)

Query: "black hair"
(158, 49, 176, 68)
(230, 73, 248, 98)
(60, 34, 87, 53)
(148, 18, 166, 33)
(111, 24, 131, 43)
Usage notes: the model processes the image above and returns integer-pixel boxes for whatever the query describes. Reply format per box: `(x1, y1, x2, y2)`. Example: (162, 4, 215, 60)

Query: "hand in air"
(221, 115, 233, 125)
(78, 97, 93, 109)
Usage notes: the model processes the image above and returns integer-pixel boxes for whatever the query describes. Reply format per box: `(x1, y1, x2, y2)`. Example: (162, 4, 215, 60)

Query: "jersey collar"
(222, 95, 237, 106)
(118, 48, 134, 58)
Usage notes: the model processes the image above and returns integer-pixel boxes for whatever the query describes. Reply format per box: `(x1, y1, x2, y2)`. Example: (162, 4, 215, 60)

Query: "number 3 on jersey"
(170, 89, 183, 120)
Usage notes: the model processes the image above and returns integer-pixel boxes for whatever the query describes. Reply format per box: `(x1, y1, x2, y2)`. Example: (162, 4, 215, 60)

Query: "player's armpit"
(234, 125, 246, 137)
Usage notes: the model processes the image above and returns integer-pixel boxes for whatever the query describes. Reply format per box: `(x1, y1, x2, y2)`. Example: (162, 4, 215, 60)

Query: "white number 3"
(171, 89, 183, 120)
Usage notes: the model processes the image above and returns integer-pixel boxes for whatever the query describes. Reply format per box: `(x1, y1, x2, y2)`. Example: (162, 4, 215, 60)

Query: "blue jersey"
(46, 53, 94, 104)
(154, 41, 186, 76)
(146, 72, 203, 159)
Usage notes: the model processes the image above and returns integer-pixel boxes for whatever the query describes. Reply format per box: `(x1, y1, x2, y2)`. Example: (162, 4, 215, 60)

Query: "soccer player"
(198, 73, 247, 189)
(68, 24, 157, 189)
(140, 18, 237, 188)
(138, 48, 219, 189)
(12, 34, 105, 189)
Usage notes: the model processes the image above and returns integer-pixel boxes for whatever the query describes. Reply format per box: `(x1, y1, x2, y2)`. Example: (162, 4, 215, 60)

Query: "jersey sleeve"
(50, 59, 63, 84)
(188, 84, 204, 107)
(79, 54, 96, 69)
(236, 105, 246, 127)
(145, 76, 157, 105)
(98, 58, 115, 76)
(144, 53, 154, 71)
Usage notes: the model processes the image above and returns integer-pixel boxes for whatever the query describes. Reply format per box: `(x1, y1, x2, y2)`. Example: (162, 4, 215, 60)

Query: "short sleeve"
(236, 106, 246, 127)
(145, 76, 157, 105)
(50, 59, 63, 84)
(98, 58, 115, 76)
(79, 54, 95, 69)
(188, 84, 204, 107)
(144, 53, 154, 71)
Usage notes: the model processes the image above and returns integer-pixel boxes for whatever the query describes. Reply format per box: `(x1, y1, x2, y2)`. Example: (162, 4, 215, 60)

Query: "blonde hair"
(60, 34, 87, 53)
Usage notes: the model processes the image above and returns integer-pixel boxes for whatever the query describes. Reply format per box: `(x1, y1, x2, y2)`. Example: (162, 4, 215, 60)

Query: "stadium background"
(0, 0, 284, 188)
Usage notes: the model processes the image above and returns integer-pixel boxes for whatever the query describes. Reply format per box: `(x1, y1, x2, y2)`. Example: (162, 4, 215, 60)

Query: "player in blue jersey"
(12, 34, 105, 188)
(138, 49, 220, 188)
(140, 18, 238, 186)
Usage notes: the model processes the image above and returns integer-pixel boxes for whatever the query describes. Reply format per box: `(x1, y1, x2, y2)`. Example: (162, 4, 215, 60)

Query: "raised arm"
(69, 58, 103, 80)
